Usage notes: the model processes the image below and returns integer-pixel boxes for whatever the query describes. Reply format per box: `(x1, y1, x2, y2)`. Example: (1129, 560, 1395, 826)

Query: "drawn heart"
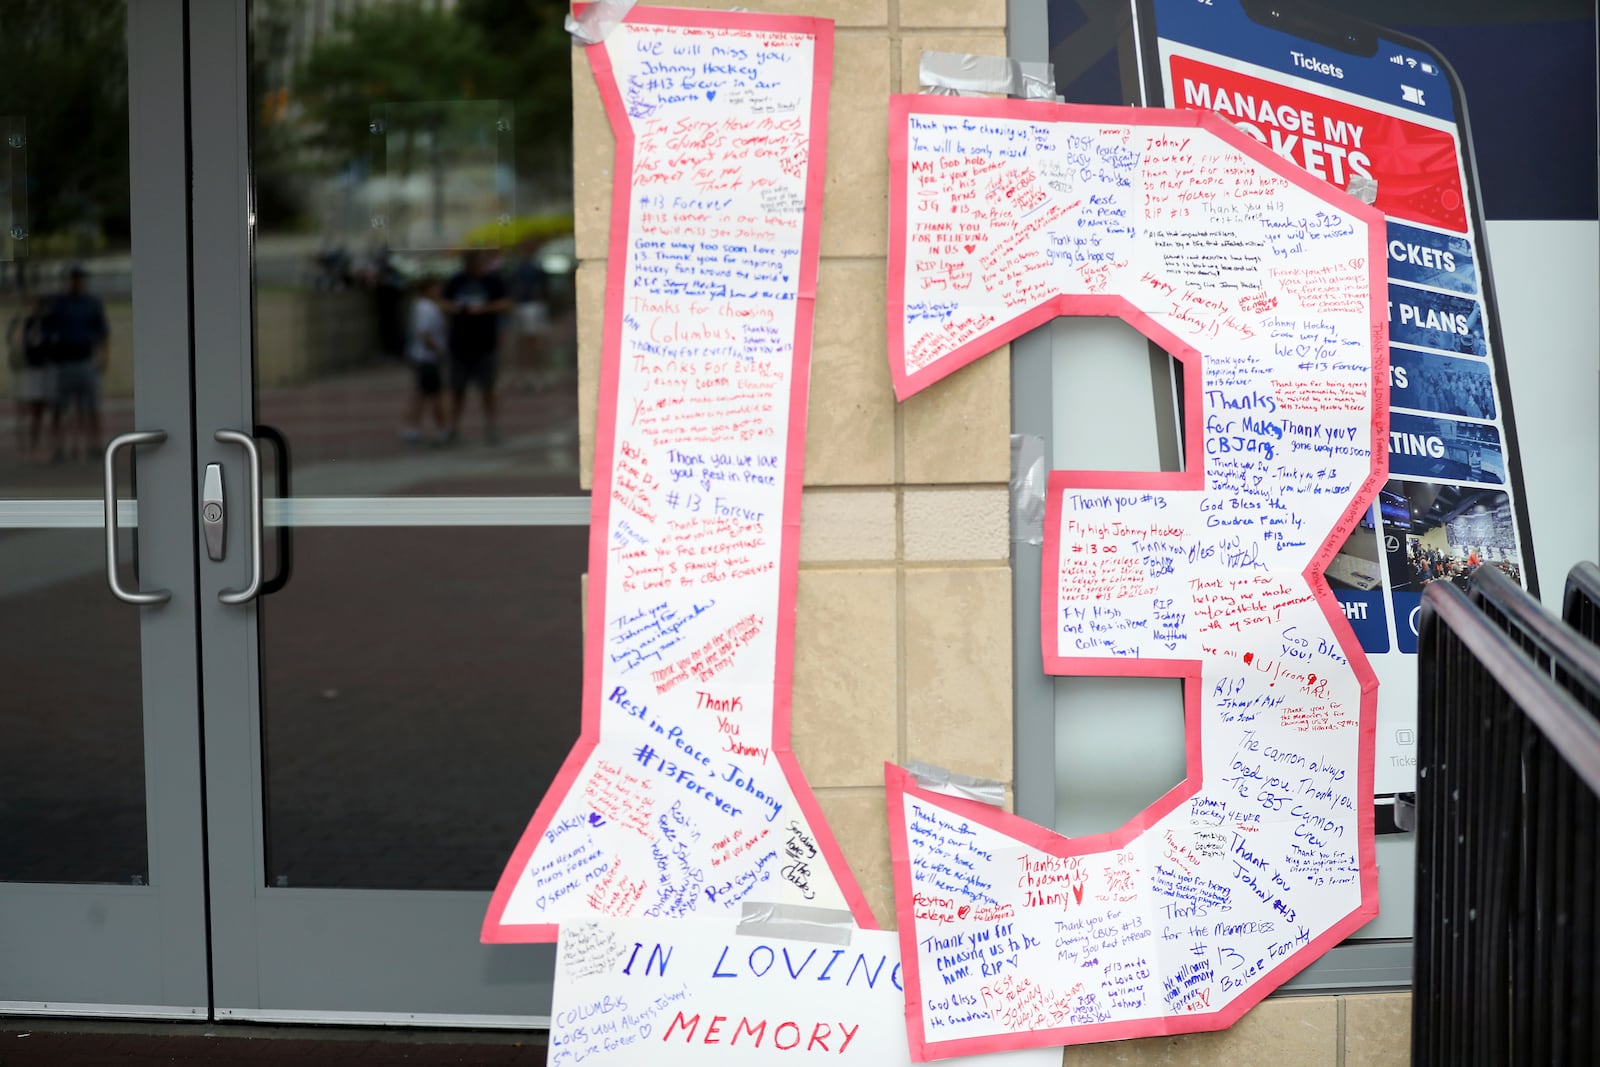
(588, 812, 606, 827)
(706, 90, 717, 101)
(957, 905, 971, 919)
(963, 244, 976, 254)
(1243, 652, 1254, 665)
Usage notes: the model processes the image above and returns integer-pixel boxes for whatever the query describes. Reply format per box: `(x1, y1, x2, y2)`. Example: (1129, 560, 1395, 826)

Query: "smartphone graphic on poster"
(1128, 0, 1538, 807)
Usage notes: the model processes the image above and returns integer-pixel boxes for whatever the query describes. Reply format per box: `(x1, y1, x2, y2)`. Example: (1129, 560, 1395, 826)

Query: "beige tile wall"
(569, 5, 1407, 1064)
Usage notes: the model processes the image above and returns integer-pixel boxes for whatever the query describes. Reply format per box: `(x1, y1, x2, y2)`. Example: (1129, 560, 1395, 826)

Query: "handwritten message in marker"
(482, 8, 872, 943)
(885, 96, 1386, 1056)
(550, 918, 1061, 1066)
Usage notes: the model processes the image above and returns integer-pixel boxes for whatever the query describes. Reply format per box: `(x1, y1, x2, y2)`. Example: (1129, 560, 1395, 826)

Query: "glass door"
(191, 1, 583, 1022)
(0, 0, 208, 1015)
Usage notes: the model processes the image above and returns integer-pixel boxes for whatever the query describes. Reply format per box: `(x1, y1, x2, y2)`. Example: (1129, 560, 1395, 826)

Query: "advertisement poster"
(1130, 0, 1565, 805)
(886, 95, 1384, 1054)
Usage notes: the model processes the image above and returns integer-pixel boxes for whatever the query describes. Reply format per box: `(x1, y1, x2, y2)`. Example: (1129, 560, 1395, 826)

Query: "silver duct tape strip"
(920, 51, 1023, 96)
(736, 903, 856, 945)
(565, 0, 636, 45)
(1019, 61, 1061, 101)
(1011, 433, 1046, 546)
(1346, 173, 1379, 205)
(906, 760, 1006, 807)
(919, 52, 1060, 100)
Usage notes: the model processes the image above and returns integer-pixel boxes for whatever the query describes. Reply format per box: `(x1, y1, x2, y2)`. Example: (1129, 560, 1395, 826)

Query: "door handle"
(214, 429, 262, 605)
(202, 462, 226, 560)
(103, 430, 171, 606)
(255, 423, 293, 596)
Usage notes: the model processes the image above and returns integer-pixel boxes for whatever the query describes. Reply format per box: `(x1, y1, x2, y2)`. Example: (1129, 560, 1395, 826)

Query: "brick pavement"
(0, 345, 582, 498)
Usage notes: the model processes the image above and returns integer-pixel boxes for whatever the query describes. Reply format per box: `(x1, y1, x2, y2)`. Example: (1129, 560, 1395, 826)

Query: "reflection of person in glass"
(440, 249, 512, 445)
(50, 265, 109, 461)
(6, 294, 57, 463)
(401, 276, 449, 444)
(509, 239, 551, 390)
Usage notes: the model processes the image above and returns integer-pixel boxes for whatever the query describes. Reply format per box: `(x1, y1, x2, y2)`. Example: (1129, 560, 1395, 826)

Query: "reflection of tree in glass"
(457, 0, 575, 175)
(0, 0, 129, 264)
(253, 0, 573, 233)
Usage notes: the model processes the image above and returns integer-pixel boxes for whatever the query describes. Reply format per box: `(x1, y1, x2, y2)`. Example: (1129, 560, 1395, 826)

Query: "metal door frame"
(187, 1, 554, 1025)
(0, 0, 209, 1018)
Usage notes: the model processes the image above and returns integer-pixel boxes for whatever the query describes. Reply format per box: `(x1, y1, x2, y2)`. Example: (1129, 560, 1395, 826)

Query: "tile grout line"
(896, 496, 909, 769)
(889, 0, 909, 775)
(1336, 994, 1347, 1066)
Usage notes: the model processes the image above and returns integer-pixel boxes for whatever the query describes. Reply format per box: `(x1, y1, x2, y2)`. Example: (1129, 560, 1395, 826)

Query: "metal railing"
(1412, 577, 1600, 1066)
(1563, 561, 1600, 642)
(1470, 564, 1600, 719)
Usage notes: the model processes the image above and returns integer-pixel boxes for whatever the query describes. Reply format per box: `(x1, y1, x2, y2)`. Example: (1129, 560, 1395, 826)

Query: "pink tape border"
(482, 6, 873, 944)
(884, 95, 1388, 1058)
